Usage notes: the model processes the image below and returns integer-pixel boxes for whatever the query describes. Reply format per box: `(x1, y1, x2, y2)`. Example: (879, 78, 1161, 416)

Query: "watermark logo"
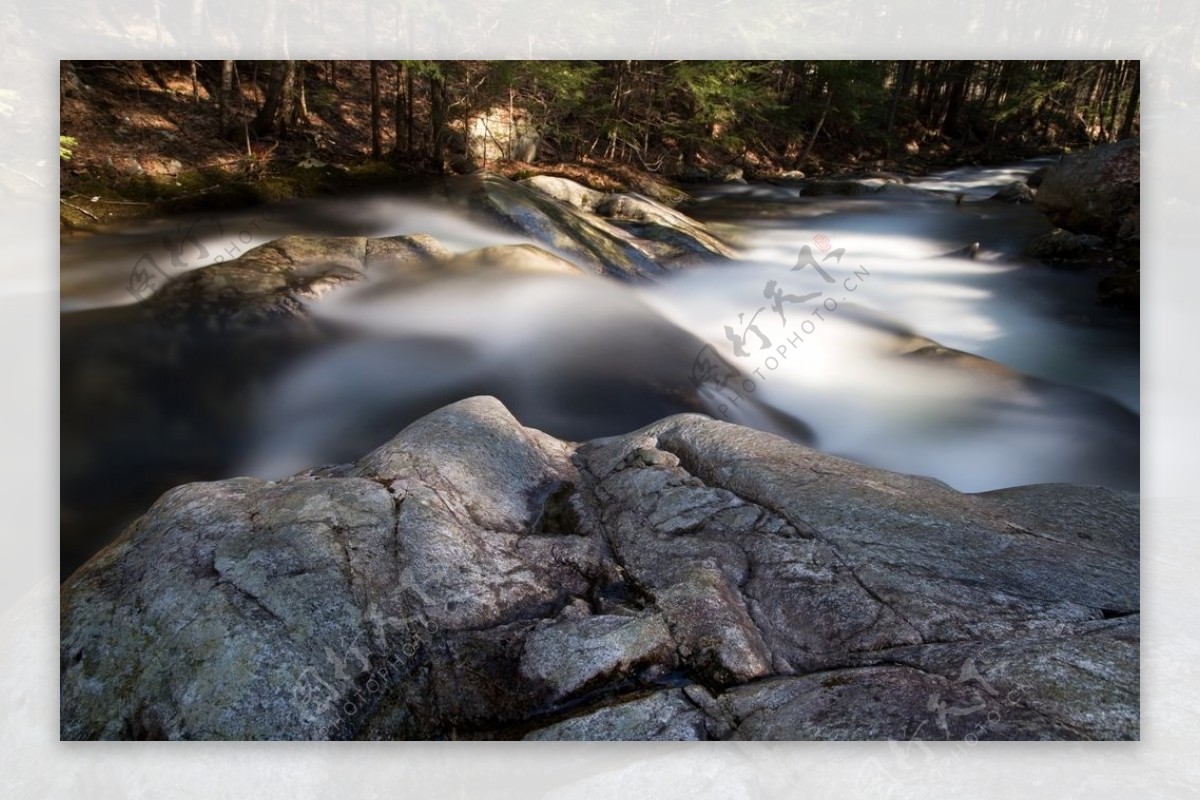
(290, 564, 447, 739)
(855, 641, 1070, 792)
(126, 210, 276, 326)
(691, 235, 871, 418)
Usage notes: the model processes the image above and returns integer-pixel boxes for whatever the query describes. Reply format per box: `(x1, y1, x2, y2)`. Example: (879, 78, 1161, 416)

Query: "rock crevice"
(61, 396, 1139, 740)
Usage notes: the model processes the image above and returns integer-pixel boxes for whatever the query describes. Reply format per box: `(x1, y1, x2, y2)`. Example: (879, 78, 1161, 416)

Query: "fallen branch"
(59, 197, 100, 220)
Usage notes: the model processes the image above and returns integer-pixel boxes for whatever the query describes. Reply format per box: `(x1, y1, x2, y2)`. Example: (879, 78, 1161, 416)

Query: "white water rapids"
(60, 158, 1139, 575)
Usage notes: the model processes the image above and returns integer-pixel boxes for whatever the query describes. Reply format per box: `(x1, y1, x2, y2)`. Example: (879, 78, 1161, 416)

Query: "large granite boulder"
(62, 396, 1139, 741)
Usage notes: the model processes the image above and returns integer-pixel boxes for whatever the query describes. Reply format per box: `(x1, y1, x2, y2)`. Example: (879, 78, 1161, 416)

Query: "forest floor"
(59, 61, 1043, 234)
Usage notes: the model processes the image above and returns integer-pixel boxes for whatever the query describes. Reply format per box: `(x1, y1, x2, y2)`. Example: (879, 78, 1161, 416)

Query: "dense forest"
(59, 59, 1140, 220)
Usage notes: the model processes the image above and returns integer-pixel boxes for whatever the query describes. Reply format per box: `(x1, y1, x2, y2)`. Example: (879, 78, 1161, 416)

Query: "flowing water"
(60, 159, 1139, 577)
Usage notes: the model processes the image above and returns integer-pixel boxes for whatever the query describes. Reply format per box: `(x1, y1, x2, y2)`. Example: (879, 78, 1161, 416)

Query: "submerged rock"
(799, 179, 882, 197)
(144, 234, 596, 330)
(146, 235, 371, 328)
(799, 177, 941, 200)
(62, 396, 1139, 740)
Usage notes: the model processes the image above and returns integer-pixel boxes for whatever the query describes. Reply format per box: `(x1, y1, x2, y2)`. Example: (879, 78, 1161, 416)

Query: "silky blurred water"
(59, 159, 1139, 576)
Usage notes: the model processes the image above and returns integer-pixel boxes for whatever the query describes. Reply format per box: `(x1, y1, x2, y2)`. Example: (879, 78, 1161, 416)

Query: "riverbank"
(60, 60, 1083, 234)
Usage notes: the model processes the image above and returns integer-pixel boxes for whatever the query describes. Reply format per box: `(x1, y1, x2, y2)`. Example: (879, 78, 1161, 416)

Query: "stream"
(60, 158, 1139, 578)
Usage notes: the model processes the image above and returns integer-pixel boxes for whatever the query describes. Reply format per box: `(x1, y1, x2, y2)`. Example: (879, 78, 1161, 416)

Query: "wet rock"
(1026, 165, 1054, 188)
(450, 171, 666, 280)
(771, 170, 807, 183)
(1023, 228, 1088, 259)
(1034, 140, 1139, 236)
(990, 181, 1035, 203)
(714, 166, 746, 184)
(146, 235, 370, 328)
(62, 397, 1139, 740)
(145, 234, 596, 330)
(594, 193, 734, 260)
(364, 234, 451, 273)
(441, 244, 585, 276)
(518, 175, 607, 212)
(518, 175, 733, 262)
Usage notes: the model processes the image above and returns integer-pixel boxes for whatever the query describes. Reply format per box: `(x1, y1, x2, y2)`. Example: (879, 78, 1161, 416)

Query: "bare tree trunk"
(796, 86, 832, 168)
(405, 67, 415, 155)
(278, 60, 296, 134)
(293, 62, 309, 125)
(1118, 61, 1140, 140)
(1104, 61, 1125, 141)
(939, 61, 973, 138)
(370, 61, 383, 159)
(507, 86, 515, 160)
(252, 61, 288, 136)
(393, 62, 404, 153)
(1091, 61, 1110, 139)
(429, 72, 448, 170)
(218, 59, 234, 132)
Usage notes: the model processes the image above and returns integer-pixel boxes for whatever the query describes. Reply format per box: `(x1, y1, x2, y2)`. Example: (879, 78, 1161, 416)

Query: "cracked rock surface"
(60, 396, 1138, 740)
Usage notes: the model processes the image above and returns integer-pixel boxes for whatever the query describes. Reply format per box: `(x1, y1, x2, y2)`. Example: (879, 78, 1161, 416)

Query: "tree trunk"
(429, 72, 448, 170)
(251, 61, 288, 136)
(278, 60, 296, 135)
(796, 86, 833, 168)
(292, 62, 309, 126)
(1091, 62, 1110, 139)
(1118, 61, 1140, 140)
(1104, 61, 1125, 141)
(218, 60, 234, 131)
(393, 62, 404, 153)
(939, 61, 973, 138)
(886, 61, 911, 135)
(370, 61, 383, 159)
(405, 67, 415, 156)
